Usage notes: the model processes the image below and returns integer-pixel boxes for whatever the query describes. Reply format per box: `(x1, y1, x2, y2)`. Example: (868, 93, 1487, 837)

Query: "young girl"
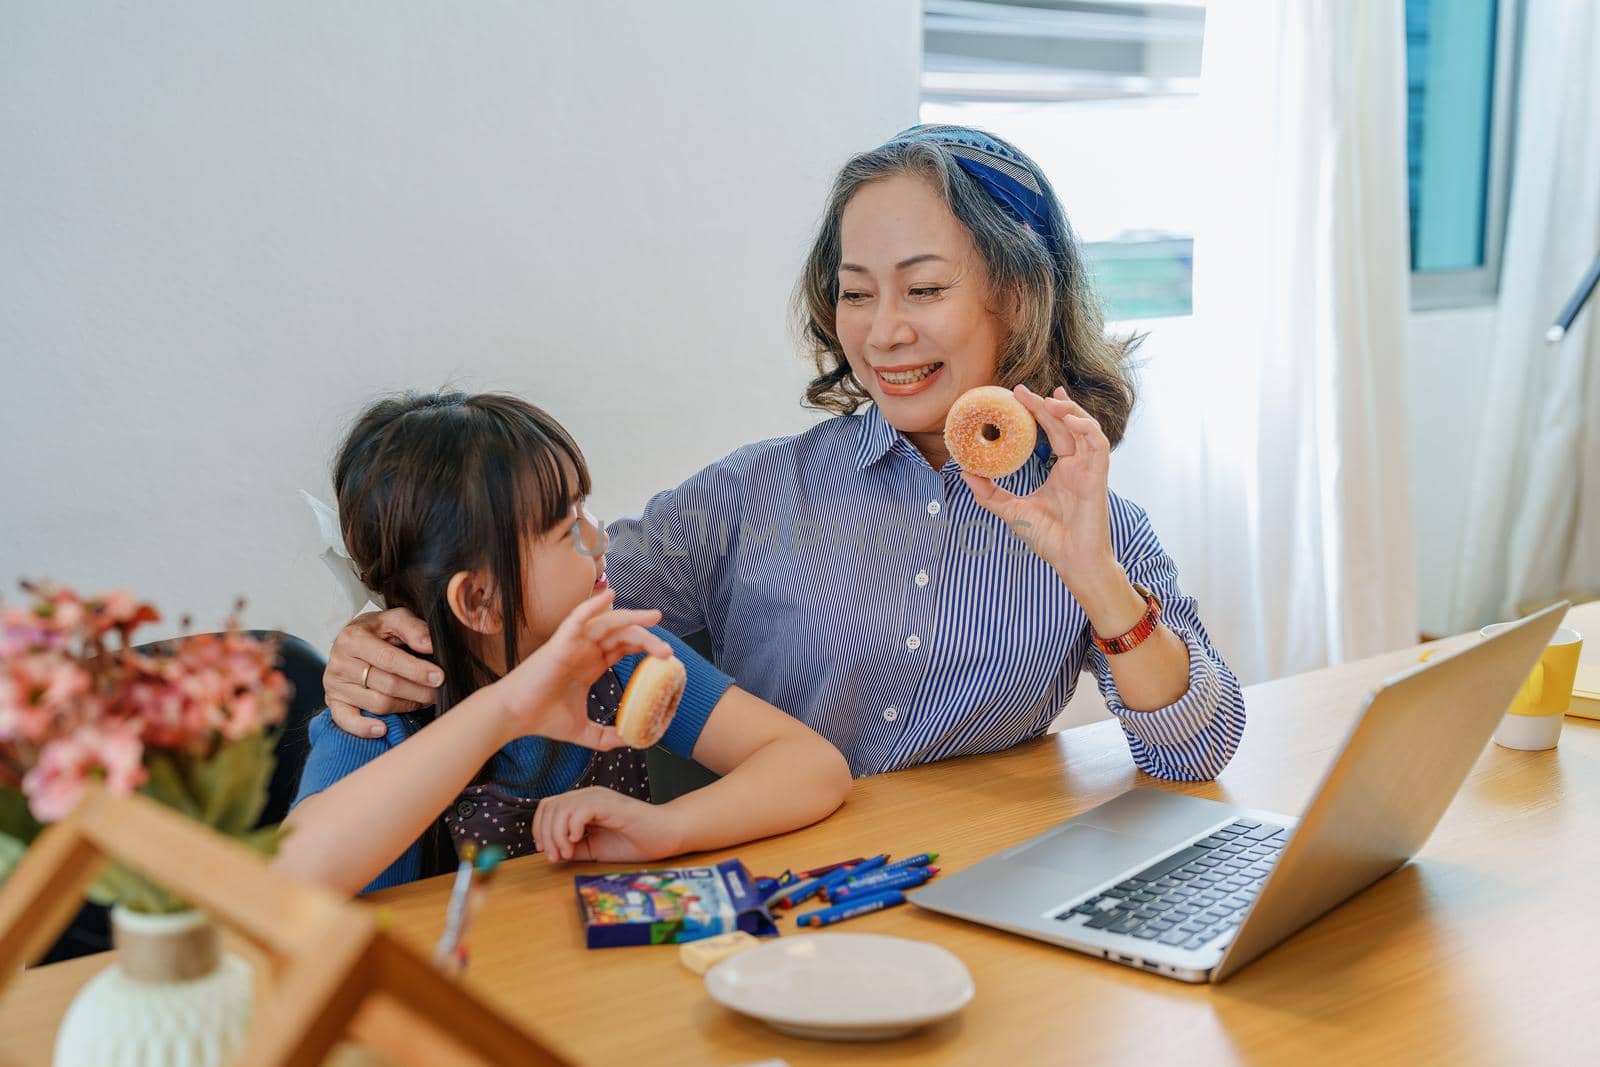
(274, 391, 852, 896)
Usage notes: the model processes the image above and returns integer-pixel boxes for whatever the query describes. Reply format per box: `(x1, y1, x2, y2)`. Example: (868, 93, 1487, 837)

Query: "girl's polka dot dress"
(441, 667, 651, 859)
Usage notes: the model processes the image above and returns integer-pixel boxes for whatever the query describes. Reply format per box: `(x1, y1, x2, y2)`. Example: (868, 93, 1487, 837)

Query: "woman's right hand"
(491, 588, 672, 750)
(324, 607, 444, 738)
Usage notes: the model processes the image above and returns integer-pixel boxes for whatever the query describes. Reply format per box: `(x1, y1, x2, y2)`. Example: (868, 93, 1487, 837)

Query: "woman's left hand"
(962, 384, 1117, 591)
(532, 786, 683, 863)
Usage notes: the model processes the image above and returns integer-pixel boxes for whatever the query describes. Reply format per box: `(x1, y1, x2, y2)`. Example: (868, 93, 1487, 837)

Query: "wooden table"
(5, 603, 1597, 1066)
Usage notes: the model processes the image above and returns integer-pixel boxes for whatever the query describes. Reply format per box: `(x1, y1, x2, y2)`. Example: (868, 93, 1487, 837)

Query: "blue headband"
(890, 125, 1057, 256)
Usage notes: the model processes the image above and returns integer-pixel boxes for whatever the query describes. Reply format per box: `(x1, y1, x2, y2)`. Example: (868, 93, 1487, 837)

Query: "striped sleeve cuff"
(1097, 626, 1222, 748)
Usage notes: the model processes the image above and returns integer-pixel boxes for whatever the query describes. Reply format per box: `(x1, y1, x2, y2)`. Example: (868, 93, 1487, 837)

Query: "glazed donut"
(944, 386, 1038, 478)
(615, 653, 686, 748)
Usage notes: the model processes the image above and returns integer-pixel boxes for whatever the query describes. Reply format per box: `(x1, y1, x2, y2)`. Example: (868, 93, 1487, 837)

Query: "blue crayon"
(830, 866, 938, 902)
(882, 852, 939, 872)
(799, 856, 864, 879)
(775, 874, 830, 909)
(828, 853, 889, 885)
(786, 853, 889, 908)
(803, 854, 885, 900)
(796, 889, 907, 928)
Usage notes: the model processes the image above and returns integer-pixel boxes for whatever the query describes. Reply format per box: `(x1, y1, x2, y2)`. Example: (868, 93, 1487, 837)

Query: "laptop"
(911, 602, 1567, 983)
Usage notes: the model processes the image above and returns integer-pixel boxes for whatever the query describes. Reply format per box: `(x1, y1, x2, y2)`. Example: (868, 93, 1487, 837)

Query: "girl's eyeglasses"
(572, 506, 608, 558)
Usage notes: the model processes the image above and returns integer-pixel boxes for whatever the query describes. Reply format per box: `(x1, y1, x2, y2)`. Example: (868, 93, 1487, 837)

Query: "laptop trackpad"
(1010, 824, 1163, 886)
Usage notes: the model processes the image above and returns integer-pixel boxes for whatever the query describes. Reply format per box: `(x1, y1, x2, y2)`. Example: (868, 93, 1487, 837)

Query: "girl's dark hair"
(793, 125, 1140, 446)
(332, 390, 590, 874)
(335, 391, 590, 711)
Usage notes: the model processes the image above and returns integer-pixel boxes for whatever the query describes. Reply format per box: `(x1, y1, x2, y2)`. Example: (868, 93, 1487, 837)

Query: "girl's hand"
(492, 588, 673, 750)
(961, 384, 1118, 593)
(532, 786, 683, 862)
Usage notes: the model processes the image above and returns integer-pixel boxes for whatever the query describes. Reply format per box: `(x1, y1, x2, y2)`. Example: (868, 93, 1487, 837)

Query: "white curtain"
(1446, 0, 1600, 631)
(1172, 0, 1418, 682)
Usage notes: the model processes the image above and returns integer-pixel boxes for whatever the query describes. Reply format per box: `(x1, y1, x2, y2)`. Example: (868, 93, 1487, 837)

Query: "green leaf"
(189, 733, 277, 836)
(0, 788, 43, 846)
(141, 753, 202, 820)
(0, 832, 26, 886)
(87, 860, 186, 914)
(236, 822, 289, 860)
(86, 860, 144, 907)
(29, 733, 279, 912)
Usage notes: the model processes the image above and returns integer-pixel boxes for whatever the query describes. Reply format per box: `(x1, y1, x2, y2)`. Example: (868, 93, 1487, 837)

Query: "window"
(921, 1, 1206, 321)
(1405, 0, 1517, 308)
(922, 0, 1520, 318)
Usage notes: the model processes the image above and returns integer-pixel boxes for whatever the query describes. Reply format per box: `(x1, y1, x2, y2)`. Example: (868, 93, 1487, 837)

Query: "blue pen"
(830, 866, 938, 902)
(882, 852, 940, 872)
(796, 889, 907, 927)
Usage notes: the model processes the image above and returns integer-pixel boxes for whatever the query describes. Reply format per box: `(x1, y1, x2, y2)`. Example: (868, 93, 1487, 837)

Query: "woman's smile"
(874, 360, 945, 394)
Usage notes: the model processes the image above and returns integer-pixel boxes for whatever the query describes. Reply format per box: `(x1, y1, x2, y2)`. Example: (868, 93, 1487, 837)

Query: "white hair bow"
(300, 490, 386, 614)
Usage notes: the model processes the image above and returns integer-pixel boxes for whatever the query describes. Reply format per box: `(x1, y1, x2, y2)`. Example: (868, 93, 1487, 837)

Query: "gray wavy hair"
(792, 125, 1141, 447)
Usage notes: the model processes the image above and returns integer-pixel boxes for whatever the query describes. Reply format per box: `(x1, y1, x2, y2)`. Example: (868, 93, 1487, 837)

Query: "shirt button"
(883, 706, 899, 722)
(906, 635, 921, 651)
(915, 570, 929, 587)
(927, 500, 941, 515)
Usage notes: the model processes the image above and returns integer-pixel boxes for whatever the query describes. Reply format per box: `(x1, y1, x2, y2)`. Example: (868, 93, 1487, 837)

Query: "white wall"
(0, 2, 922, 650)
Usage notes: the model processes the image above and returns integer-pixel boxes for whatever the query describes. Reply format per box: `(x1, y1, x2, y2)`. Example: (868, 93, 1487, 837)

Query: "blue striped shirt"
(605, 404, 1244, 780)
(290, 627, 731, 893)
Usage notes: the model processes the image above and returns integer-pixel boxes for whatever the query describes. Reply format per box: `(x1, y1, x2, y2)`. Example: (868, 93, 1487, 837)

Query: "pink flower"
(31, 653, 90, 708)
(225, 649, 266, 689)
(3, 582, 288, 805)
(1, 611, 66, 657)
(21, 724, 147, 822)
(1, 653, 91, 741)
(96, 590, 156, 626)
(0, 672, 45, 743)
(76, 590, 161, 639)
(220, 692, 260, 741)
(52, 599, 85, 631)
(126, 677, 192, 749)
(25, 587, 86, 633)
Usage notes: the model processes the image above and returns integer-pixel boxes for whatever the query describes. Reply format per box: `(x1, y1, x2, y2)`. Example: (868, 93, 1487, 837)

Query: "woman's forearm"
(273, 694, 508, 895)
(1099, 626, 1192, 710)
(663, 738, 851, 856)
(1073, 562, 1192, 711)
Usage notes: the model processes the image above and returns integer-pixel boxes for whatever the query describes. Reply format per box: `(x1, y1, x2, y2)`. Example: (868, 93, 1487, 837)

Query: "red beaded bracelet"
(1091, 583, 1162, 655)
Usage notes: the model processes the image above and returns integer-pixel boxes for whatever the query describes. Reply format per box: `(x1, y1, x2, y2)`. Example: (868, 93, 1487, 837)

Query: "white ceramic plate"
(704, 933, 975, 1041)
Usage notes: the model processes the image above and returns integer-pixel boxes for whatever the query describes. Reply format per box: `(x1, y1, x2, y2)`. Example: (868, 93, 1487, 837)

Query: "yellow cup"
(1481, 623, 1583, 750)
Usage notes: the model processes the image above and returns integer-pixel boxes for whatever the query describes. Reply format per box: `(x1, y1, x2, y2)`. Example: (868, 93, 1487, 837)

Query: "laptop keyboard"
(1055, 819, 1289, 952)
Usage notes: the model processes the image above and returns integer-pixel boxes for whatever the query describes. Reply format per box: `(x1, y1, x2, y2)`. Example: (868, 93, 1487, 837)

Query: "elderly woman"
(321, 125, 1245, 781)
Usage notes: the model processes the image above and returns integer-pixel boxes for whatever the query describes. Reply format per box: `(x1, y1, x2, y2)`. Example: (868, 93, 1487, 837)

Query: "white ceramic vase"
(54, 906, 253, 1067)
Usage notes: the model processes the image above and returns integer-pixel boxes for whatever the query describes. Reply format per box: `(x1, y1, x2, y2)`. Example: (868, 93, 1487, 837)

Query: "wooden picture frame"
(0, 786, 569, 1067)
